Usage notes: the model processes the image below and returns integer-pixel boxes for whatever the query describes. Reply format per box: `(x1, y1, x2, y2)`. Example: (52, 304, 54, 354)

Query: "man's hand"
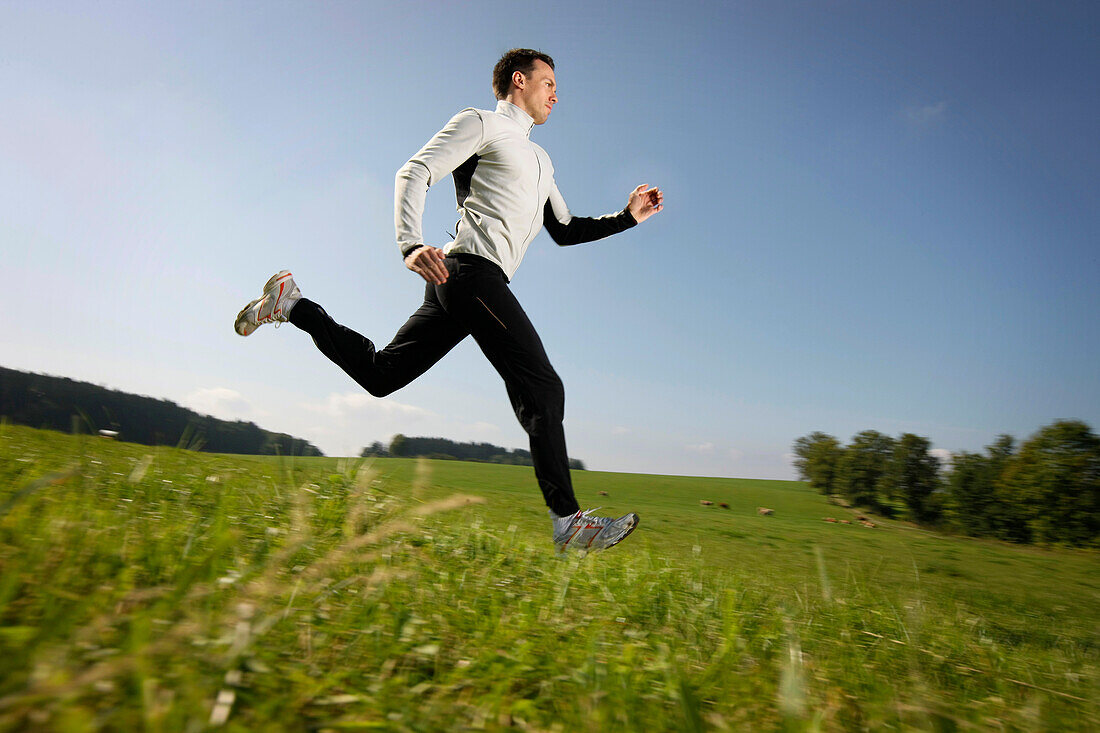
(405, 246, 449, 284)
(627, 184, 664, 223)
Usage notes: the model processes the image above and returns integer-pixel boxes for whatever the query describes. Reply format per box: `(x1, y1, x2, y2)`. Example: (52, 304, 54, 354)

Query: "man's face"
(517, 59, 557, 124)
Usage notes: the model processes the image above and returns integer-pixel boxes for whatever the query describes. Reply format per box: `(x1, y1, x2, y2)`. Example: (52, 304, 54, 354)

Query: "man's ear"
(512, 70, 525, 90)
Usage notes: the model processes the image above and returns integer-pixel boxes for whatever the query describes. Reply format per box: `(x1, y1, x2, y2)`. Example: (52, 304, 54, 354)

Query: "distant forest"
(793, 420, 1100, 548)
(0, 366, 322, 456)
(362, 434, 586, 471)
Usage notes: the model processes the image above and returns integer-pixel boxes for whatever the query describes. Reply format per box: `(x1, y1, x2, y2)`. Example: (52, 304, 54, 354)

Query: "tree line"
(362, 434, 586, 470)
(792, 420, 1099, 547)
(0, 366, 323, 456)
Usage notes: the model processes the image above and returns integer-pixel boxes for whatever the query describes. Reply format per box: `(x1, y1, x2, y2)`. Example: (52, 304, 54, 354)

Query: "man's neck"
(496, 99, 535, 135)
(503, 96, 535, 119)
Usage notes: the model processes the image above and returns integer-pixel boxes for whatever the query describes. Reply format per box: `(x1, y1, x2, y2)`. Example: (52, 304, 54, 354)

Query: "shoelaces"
(575, 508, 610, 527)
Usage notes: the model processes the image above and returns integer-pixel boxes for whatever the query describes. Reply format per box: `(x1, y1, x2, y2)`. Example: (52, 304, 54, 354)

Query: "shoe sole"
(234, 271, 293, 336)
(600, 513, 639, 550)
(556, 513, 639, 553)
(234, 297, 262, 336)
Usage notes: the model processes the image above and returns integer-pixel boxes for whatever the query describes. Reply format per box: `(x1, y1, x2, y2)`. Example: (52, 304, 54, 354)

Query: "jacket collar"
(496, 100, 535, 137)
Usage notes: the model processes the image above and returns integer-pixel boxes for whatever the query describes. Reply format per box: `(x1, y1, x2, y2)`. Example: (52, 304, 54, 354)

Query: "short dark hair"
(492, 48, 555, 100)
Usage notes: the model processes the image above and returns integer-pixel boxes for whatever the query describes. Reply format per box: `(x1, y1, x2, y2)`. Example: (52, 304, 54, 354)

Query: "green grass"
(1, 423, 1097, 731)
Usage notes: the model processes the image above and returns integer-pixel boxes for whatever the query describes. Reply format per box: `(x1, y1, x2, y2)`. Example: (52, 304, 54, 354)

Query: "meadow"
(0, 423, 1096, 731)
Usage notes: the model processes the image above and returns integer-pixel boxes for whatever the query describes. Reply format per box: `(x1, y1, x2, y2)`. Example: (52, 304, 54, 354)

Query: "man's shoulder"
(445, 107, 486, 125)
(453, 105, 533, 132)
(453, 106, 514, 126)
(444, 106, 522, 133)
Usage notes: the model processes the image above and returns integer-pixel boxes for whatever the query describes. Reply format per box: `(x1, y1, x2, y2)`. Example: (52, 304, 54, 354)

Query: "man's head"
(493, 48, 557, 125)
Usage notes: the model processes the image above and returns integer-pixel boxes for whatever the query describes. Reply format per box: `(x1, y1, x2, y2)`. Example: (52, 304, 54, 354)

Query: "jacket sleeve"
(542, 183, 637, 247)
(394, 109, 484, 257)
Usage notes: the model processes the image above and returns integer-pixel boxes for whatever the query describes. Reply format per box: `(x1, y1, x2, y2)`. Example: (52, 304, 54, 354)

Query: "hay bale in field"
(758, 507, 774, 516)
(824, 517, 837, 523)
(719, 502, 729, 509)
(700, 500, 714, 506)
(598, 490, 609, 496)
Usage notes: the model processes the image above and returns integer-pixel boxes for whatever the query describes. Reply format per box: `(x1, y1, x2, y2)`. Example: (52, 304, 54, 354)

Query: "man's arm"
(543, 184, 664, 246)
(395, 109, 484, 283)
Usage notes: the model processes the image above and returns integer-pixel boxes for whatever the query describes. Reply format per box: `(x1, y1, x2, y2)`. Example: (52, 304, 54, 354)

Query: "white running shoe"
(551, 508, 639, 553)
(234, 270, 301, 336)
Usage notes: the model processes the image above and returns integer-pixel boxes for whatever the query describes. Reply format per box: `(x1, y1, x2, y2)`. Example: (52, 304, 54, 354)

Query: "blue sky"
(2, 1, 1097, 480)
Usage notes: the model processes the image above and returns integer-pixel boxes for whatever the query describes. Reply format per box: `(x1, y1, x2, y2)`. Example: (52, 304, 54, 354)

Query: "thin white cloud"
(292, 392, 438, 457)
(686, 442, 715, 454)
(184, 387, 253, 421)
(904, 100, 947, 127)
(293, 392, 510, 457)
(305, 391, 434, 420)
(465, 421, 504, 440)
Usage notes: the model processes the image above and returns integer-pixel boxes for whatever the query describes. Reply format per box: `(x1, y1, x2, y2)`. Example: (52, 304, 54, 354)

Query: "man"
(235, 49, 663, 553)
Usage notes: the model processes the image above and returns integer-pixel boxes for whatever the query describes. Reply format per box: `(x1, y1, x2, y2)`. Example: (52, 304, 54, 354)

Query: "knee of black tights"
(519, 411, 560, 437)
(361, 380, 396, 399)
(546, 379, 565, 416)
(517, 402, 565, 437)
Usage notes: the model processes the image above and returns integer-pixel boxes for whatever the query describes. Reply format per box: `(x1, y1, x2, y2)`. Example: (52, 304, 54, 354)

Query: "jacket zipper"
(522, 148, 543, 246)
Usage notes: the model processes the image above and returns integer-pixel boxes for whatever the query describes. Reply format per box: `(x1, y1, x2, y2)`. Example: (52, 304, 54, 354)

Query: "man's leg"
(289, 283, 467, 398)
(435, 257, 581, 517)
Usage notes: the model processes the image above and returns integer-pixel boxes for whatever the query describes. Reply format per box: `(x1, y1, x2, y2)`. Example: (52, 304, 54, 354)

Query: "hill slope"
(1, 424, 1096, 730)
(0, 365, 321, 455)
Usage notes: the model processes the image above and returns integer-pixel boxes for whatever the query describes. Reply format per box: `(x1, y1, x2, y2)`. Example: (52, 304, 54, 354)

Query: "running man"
(235, 48, 663, 552)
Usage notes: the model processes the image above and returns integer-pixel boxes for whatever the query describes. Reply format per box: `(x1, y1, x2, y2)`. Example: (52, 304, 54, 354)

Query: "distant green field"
(1, 424, 1097, 731)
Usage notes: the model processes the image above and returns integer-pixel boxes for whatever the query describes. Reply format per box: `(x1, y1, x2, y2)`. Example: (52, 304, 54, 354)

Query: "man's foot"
(551, 508, 639, 552)
(234, 270, 301, 336)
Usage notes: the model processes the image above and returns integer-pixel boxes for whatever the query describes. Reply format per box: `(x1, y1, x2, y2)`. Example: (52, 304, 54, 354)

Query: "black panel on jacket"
(453, 154, 480, 208)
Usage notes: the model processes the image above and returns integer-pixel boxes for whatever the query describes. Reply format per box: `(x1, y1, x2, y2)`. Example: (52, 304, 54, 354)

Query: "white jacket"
(395, 100, 634, 280)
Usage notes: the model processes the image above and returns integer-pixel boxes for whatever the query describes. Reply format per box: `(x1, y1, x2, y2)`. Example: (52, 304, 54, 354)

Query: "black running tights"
(288, 254, 582, 517)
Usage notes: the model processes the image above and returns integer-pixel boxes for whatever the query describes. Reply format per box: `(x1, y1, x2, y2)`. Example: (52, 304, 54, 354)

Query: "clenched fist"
(405, 246, 449, 285)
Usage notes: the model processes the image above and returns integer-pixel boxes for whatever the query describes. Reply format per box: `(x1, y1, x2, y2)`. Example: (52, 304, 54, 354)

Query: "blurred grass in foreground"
(0, 424, 1097, 731)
